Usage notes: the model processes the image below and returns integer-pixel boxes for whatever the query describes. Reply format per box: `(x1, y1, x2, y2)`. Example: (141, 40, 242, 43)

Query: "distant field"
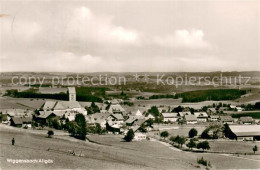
(231, 112, 260, 119)
(0, 97, 46, 110)
(179, 89, 246, 103)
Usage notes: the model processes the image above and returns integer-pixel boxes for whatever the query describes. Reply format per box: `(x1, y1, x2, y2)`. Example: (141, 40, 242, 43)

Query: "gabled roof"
(54, 101, 82, 110)
(162, 113, 178, 118)
(221, 116, 234, 122)
(68, 87, 76, 94)
(107, 104, 125, 113)
(131, 125, 141, 132)
(194, 112, 208, 118)
(134, 119, 146, 126)
(11, 117, 23, 124)
(87, 113, 110, 124)
(38, 111, 57, 119)
(125, 116, 138, 124)
(230, 125, 260, 137)
(179, 112, 191, 117)
(145, 114, 155, 119)
(240, 116, 253, 122)
(185, 115, 197, 121)
(135, 109, 143, 116)
(43, 101, 56, 110)
(0, 109, 33, 117)
(110, 114, 124, 120)
(207, 108, 216, 112)
(11, 116, 32, 124)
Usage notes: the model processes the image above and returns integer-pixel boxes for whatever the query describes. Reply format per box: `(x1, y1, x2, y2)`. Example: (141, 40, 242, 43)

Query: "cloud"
(153, 29, 211, 49)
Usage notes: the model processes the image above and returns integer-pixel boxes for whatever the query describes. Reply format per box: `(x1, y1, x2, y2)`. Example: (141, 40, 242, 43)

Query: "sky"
(0, 0, 259, 72)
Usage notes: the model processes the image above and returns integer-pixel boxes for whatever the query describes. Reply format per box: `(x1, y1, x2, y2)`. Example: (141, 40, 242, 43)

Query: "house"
(236, 107, 243, 112)
(87, 113, 110, 128)
(230, 105, 236, 109)
(68, 87, 76, 101)
(134, 109, 143, 117)
(107, 104, 125, 115)
(42, 101, 87, 115)
(229, 125, 260, 141)
(145, 114, 155, 120)
(162, 113, 179, 122)
(131, 125, 147, 141)
(178, 111, 191, 117)
(10, 116, 32, 128)
(207, 108, 216, 114)
(107, 114, 124, 128)
(125, 116, 138, 126)
(240, 117, 254, 125)
(194, 112, 208, 122)
(185, 115, 197, 124)
(219, 107, 229, 112)
(221, 116, 234, 124)
(209, 115, 219, 122)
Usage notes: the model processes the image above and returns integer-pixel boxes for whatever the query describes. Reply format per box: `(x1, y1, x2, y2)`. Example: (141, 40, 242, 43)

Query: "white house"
(162, 113, 179, 122)
(194, 112, 208, 122)
(185, 115, 197, 124)
(209, 115, 219, 122)
(132, 125, 147, 141)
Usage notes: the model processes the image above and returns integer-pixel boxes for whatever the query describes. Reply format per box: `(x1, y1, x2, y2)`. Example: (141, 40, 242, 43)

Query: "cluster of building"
(0, 87, 259, 141)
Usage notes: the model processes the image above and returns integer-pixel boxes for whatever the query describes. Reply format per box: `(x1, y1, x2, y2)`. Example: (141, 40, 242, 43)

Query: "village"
(1, 87, 259, 144)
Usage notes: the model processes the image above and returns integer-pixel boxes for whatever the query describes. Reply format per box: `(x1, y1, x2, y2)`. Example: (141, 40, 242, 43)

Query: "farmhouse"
(185, 115, 197, 124)
(194, 112, 208, 122)
(162, 113, 179, 122)
(10, 116, 32, 128)
(131, 125, 147, 141)
(125, 116, 138, 126)
(221, 116, 234, 124)
(229, 125, 260, 141)
(107, 114, 124, 128)
(240, 117, 254, 125)
(87, 113, 110, 128)
(107, 104, 125, 115)
(207, 108, 216, 114)
(178, 111, 191, 117)
(209, 115, 219, 122)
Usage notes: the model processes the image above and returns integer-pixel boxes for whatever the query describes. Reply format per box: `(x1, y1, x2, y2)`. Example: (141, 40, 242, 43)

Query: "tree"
(124, 129, 135, 142)
(172, 106, 183, 113)
(160, 131, 169, 139)
(197, 141, 210, 151)
(47, 130, 54, 138)
(148, 106, 160, 117)
(223, 123, 236, 139)
(73, 114, 87, 140)
(189, 128, 198, 138)
(177, 137, 186, 148)
(253, 145, 258, 154)
(201, 129, 211, 139)
(186, 139, 196, 150)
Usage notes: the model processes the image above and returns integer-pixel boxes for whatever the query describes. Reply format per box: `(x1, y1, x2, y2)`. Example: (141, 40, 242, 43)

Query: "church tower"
(67, 87, 76, 101)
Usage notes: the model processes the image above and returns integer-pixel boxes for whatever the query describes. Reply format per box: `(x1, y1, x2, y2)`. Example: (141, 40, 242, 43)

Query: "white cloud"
(153, 29, 211, 49)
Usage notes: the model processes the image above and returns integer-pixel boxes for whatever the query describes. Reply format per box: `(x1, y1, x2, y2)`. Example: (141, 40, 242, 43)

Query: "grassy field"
(158, 125, 207, 138)
(208, 141, 260, 154)
(1, 125, 260, 169)
(0, 97, 46, 110)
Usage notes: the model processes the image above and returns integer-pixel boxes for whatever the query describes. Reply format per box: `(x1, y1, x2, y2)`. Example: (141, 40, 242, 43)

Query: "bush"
(47, 130, 54, 138)
(189, 128, 198, 138)
(186, 139, 197, 150)
(197, 157, 211, 167)
(160, 131, 169, 139)
(197, 141, 210, 151)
